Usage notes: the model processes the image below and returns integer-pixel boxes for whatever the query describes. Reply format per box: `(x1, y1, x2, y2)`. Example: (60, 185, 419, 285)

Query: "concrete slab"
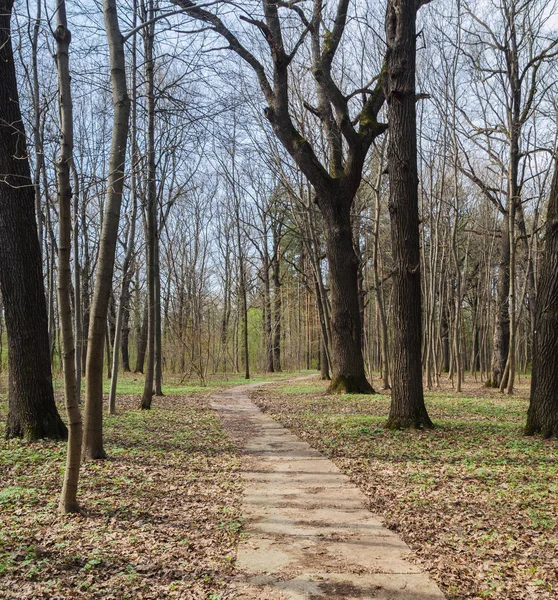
(211, 381, 446, 600)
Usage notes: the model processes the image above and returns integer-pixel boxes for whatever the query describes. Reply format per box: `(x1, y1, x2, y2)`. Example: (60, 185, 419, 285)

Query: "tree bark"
(141, 0, 157, 409)
(82, 0, 130, 458)
(135, 296, 148, 373)
(490, 217, 510, 387)
(525, 157, 558, 438)
(320, 198, 374, 393)
(384, 0, 432, 429)
(54, 2, 83, 513)
(0, 0, 67, 441)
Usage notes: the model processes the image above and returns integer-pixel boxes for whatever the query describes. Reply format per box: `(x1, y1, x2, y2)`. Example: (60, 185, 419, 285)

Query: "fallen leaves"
(0, 394, 243, 599)
(250, 378, 558, 600)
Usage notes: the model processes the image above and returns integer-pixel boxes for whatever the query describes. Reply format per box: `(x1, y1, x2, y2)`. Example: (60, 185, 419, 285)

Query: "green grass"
(49, 369, 313, 397)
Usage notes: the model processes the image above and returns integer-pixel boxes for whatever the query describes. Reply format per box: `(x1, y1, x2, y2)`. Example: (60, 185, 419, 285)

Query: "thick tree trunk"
(320, 198, 374, 394)
(384, 0, 432, 429)
(372, 141, 390, 390)
(31, 0, 43, 257)
(525, 159, 558, 438)
(0, 0, 67, 441)
(54, 4, 83, 513)
(82, 0, 130, 458)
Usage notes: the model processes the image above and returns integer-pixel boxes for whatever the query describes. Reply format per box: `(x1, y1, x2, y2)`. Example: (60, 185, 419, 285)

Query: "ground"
(0, 386, 244, 599)
(1, 372, 556, 600)
(249, 377, 558, 600)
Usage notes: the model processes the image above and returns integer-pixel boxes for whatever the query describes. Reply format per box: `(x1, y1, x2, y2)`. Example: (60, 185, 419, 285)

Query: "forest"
(0, 0, 557, 599)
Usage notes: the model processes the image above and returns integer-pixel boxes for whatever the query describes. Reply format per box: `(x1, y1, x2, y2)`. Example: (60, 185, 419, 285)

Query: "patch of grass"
(251, 377, 558, 600)
(48, 369, 314, 399)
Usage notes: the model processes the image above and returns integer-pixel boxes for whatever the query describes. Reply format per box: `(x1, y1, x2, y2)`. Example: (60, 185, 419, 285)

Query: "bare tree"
(0, 0, 66, 441)
(170, 0, 390, 392)
(54, 0, 82, 513)
(82, 0, 131, 458)
(384, 0, 433, 429)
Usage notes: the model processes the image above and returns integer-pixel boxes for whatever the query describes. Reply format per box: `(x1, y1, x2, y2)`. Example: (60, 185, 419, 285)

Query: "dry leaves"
(0, 394, 243, 599)
(250, 379, 558, 600)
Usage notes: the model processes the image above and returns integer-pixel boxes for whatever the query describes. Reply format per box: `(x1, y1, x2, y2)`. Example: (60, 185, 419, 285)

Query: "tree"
(525, 155, 558, 438)
(141, 0, 157, 409)
(457, 0, 558, 390)
(54, 0, 83, 513)
(171, 0, 386, 392)
(0, 0, 67, 441)
(384, 0, 433, 429)
(82, 0, 131, 458)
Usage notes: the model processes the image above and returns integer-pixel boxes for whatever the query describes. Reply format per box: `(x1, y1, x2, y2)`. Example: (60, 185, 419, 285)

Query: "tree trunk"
(120, 283, 131, 371)
(372, 139, 390, 389)
(141, 0, 156, 409)
(320, 340, 330, 381)
(154, 229, 163, 395)
(54, 3, 83, 513)
(238, 248, 249, 380)
(135, 296, 148, 373)
(384, 0, 432, 429)
(72, 163, 82, 401)
(319, 198, 374, 394)
(525, 157, 558, 438)
(263, 253, 274, 373)
(0, 0, 67, 441)
(490, 217, 510, 388)
(81, 198, 91, 374)
(82, 0, 130, 458)
(272, 243, 282, 372)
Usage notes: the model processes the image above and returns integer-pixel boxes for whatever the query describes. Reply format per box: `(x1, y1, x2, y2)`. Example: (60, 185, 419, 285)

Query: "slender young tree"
(54, 0, 82, 513)
(0, 0, 67, 441)
(141, 0, 157, 409)
(110, 0, 139, 414)
(384, 0, 433, 429)
(82, 0, 131, 458)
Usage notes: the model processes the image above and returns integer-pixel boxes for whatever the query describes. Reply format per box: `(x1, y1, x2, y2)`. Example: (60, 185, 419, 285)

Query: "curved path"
(211, 380, 446, 600)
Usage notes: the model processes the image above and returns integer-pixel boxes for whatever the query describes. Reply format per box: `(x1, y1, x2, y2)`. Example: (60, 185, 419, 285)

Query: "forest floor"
(249, 377, 558, 600)
(0, 373, 306, 600)
(1, 373, 556, 600)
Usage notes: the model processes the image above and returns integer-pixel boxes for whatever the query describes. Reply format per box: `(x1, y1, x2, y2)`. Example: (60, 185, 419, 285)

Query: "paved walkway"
(211, 381, 446, 600)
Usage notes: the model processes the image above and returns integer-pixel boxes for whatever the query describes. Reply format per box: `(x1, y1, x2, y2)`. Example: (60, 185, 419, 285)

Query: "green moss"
(328, 375, 375, 394)
(323, 30, 333, 53)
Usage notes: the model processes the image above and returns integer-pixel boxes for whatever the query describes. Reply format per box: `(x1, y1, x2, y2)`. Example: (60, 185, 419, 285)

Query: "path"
(211, 380, 446, 600)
